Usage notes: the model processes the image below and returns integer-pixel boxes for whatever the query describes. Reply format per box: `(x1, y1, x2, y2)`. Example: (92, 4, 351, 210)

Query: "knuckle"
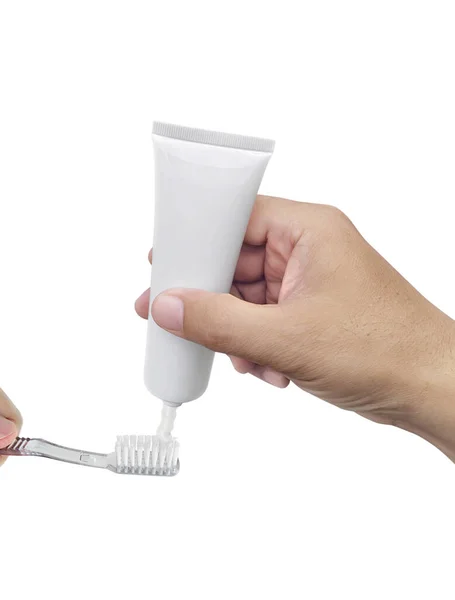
(325, 205, 351, 226)
(310, 205, 356, 246)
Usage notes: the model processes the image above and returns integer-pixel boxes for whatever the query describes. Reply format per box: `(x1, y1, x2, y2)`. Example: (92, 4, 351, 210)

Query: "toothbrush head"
(112, 435, 180, 476)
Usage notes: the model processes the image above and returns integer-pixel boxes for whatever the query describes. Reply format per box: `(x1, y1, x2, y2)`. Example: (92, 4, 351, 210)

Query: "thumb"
(151, 288, 288, 367)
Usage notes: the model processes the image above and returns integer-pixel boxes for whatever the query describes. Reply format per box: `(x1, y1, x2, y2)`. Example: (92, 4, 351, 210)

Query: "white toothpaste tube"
(145, 122, 275, 407)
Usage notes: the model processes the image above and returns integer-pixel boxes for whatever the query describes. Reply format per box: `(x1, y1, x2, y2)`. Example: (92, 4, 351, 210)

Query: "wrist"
(394, 320, 455, 461)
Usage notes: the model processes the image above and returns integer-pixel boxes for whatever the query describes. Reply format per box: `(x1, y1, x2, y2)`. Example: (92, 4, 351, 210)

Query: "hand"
(0, 389, 22, 466)
(135, 196, 455, 460)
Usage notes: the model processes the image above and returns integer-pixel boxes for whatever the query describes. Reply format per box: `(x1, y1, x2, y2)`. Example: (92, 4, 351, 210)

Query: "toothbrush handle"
(1, 438, 108, 469)
(30, 439, 108, 469)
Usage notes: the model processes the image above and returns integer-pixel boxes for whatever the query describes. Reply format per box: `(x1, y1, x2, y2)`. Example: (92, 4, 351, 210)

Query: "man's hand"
(136, 196, 455, 460)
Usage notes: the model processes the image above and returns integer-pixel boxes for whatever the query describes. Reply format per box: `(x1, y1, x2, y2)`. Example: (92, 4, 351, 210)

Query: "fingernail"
(152, 295, 184, 331)
(262, 369, 288, 388)
(0, 416, 16, 440)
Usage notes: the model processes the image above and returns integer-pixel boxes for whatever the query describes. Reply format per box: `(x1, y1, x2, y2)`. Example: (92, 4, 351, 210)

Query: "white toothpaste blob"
(145, 122, 275, 407)
(156, 403, 177, 439)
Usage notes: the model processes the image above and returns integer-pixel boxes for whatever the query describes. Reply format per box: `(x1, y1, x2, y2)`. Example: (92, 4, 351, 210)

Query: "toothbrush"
(0, 434, 179, 476)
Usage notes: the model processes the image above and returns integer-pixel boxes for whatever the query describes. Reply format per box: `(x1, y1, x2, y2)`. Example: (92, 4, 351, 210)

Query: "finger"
(148, 248, 153, 264)
(0, 389, 22, 465)
(246, 195, 344, 247)
(135, 288, 150, 319)
(233, 244, 265, 283)
(230, 355, 253, 374)
(235, 280, 267, 305)
(229, 356, 289, 388)
(136, 280, 266, 323)
(0, 389, 22, 431)
(249, 365, 290, 388)
(0, 415, 17, 466)
(0, 414, 17, 443)
(244, 195, 304, 246)
(151, 288, 288, 368)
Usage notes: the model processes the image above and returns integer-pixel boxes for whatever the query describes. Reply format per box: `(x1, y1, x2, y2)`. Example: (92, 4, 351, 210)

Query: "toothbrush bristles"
(114, 435, 179, 476)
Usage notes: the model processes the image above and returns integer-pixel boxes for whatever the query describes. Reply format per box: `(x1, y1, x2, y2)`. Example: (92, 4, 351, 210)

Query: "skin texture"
(135, 196, 455, 462)
(0, 389, 22, 466)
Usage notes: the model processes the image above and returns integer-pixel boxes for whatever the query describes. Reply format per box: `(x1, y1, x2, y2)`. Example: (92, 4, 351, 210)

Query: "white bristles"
(166, 441, 175, 468)
(151, 437, 159, 470)
(144, 437, 151, 470)
(114, 435, 179, 475)
(173, 443, 180, 465)
(116, 437, 122, 467)
(122, 436, 128, 468)
(158, 440, 166, 469)
(137, 436, 145, 469)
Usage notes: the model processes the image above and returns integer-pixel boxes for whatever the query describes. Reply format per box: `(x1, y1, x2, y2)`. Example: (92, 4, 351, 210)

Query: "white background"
(1, 1, 454, 598)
